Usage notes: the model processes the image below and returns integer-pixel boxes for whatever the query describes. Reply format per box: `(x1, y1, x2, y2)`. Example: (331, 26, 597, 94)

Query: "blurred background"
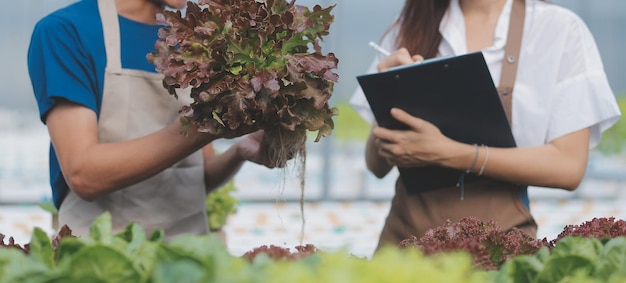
(1, 0, 625, 258)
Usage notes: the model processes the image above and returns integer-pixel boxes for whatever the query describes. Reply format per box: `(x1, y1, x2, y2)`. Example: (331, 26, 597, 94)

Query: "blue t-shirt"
(27, 0, 163, 208)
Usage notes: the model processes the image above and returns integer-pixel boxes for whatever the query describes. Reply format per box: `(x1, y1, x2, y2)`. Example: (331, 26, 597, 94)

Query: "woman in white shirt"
(350, 0, 621, 251)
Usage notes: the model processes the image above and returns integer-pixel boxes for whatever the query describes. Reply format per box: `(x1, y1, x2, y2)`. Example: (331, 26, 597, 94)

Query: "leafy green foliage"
(496, 237, 626, 283)
(4, 214, 626, 282)
(332, 101, 370, 141)
(595, 237, 626, 281)
(0, 213, 492, 283)
(67, 245, 143, 282)
(148, 0, 339, 167)
(27, 228, 55, 268)
(38, 201, 58, 215)
(205, 180, 239, 231)
(0, 248, 51, 283)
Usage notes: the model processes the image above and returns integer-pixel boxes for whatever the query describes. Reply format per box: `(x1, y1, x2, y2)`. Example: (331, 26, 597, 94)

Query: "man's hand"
(235, 130, 277, 168)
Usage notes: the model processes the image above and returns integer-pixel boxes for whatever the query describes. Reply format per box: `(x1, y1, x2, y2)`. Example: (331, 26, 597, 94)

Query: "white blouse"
(350, 0, 621, 148)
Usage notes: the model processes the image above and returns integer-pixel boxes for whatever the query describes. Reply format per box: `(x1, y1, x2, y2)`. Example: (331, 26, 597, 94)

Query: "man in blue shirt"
(28, 0, 276, 238)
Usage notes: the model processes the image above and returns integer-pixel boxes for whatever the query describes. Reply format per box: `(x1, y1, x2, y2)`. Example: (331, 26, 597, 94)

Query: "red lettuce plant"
(147, 0, 339, 167)
(0, 225, 74, 255)
(549, 217, 626, 246)
(242, 244, 317, 261)
(399, 217, 547, 270)
(0, 233, 29, 254)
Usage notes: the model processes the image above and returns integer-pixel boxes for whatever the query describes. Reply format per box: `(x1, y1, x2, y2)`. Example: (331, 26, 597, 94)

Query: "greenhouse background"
(0, 0, 625, 258)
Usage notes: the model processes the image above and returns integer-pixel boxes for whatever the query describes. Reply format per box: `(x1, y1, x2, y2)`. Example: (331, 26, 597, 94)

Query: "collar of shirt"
(439, 0, 513, 56)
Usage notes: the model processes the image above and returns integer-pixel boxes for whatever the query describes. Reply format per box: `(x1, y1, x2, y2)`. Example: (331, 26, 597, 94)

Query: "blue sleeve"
(28, 14, 99, 123)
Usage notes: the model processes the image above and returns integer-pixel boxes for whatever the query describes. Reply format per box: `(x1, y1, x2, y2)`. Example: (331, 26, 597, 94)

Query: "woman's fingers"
(412, 54, 425, 62)
(389, 108, 432, 133)
(377, 48, 417, 72)
(371, 127, 397, 144)
(372, 108, 446, 168)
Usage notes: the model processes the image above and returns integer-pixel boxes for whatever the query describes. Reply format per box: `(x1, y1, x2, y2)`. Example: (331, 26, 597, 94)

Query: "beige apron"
(376, 0, 536, 251)
(58, 0, 208, 239)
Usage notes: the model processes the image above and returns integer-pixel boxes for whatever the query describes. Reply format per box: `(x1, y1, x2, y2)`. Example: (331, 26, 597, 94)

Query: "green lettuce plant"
(205, 180, 239, 232)
(4, 214, 626, 282)
(0, 213, 493, 283)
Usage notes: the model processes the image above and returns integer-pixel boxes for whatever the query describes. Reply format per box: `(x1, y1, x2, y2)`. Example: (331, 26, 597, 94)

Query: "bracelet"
(478, 145, 489, 176)
(466, 144, 479, 174)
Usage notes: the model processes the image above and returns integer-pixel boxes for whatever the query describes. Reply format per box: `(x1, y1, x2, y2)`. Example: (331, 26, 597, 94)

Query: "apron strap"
(497, 0, 525, 126)
(97, 0, 123, 74)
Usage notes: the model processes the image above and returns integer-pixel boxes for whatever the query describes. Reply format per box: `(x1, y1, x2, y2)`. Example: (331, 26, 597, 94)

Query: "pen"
(368, 41, 391, 56)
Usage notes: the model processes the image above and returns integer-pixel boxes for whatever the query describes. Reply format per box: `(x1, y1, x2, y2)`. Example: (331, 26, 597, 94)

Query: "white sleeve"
(349, 29, 399, 125)
(546, 15, 621, 148)
(349, 59, 379, 125)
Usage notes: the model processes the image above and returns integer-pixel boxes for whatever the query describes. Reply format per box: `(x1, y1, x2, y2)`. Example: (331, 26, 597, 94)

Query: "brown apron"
(377, 0, 536, 250)
(378, 179, 536, 250)
(58, 0, 208, 239)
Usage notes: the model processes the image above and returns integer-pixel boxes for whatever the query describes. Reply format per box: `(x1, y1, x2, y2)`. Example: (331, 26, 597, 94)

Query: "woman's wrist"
(438, 141, 479, 171)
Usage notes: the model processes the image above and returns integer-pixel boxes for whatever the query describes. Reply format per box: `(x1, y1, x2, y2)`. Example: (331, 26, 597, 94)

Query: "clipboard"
(356, 52, 516, 193)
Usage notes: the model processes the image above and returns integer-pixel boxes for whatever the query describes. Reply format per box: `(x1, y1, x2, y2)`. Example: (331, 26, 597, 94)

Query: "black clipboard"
(356, 52, 516, 193)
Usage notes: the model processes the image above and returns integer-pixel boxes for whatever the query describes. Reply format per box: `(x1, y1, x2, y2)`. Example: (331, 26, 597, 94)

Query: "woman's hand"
(372, 108, 453, 168)
(377, 48, 424, 72)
